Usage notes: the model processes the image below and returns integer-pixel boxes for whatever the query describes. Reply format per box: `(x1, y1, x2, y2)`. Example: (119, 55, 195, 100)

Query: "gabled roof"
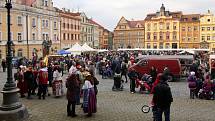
(116, 16, 144, 29)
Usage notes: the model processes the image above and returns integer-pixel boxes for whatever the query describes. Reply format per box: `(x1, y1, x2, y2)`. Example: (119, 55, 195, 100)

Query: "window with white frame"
(42, 20, 45, 28)
(46, 20, 49, 28)
(54, 34, 57, 41)
(54, 21, 57, 29)
(207, 36, 210, 40)
(188, 27, 192, 31)
(17, 33, 22, 42)
(173, 23, 177, 30)
(42, 34, 46, 40)
(32, 33, 36, 40)
(147, 43, 151, 49)
(202, 36, 205, 41)
(45, 0, 48, 7)
(182, 37, 186, 41)
(32, 18, 36, 27)
(17, 49, 23, 57)
(46, 34, 49, 40)
(17, 16, 22, 26)
(187, 37, 191, 41)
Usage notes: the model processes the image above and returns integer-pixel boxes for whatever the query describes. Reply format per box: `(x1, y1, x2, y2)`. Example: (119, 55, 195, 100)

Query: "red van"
(129, 59, 181, 81)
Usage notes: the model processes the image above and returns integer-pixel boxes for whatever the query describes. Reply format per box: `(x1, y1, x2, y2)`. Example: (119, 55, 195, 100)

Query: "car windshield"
(137, 60, 148, 66)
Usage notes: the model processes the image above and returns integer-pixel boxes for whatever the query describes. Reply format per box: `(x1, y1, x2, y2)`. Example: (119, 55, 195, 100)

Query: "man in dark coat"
(128, 68, 138, 93)
(66, 74, 79, 117)
(153, 75, 173, 121)
(1, 59, 6, 72)
(24, 66, 35, 99)
(150, 66, 157, 83)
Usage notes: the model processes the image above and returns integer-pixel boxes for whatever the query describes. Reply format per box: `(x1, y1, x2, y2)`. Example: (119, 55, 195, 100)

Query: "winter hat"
(190, 71, 195, 76)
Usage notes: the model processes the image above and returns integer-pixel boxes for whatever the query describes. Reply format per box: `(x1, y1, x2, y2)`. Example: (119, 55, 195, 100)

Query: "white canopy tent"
(66, 43, 85, 55)
(82, 43, 96, 52)
(97, 49, 109, 52)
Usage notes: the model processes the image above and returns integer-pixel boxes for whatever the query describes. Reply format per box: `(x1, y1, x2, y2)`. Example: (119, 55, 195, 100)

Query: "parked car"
(12, 57, 19, 68)
(128, 59, 181, 81)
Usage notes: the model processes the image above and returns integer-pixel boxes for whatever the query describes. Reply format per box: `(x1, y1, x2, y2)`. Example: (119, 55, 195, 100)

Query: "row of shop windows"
(63, 33, 80, 40)
(145, 43, 178, 49)
(0, 49, 23, 59)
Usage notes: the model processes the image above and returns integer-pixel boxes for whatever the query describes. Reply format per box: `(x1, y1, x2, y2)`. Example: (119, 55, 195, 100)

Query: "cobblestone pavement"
(0, 70, 215, 121)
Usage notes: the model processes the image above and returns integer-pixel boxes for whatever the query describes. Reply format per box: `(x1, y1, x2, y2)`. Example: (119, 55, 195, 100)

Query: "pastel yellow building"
(180, 14, 200, 49)
(144, 4, 181, 49)
(200, 10, 215, 51)
(0, 0, 60, 59)
(113, 17, 145, 49)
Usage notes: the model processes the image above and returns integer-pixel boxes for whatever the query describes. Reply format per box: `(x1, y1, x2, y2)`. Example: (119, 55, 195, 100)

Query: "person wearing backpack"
(187, 71, 197, 99)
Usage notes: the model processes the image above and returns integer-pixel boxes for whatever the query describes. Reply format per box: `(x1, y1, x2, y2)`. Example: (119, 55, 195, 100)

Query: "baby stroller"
(136, 74, 153, 93)
(198, 81, 213, 100)
(112, 73, 123, 91)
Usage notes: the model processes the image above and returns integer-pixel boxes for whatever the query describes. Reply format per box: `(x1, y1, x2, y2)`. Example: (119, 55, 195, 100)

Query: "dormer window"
(42, 0, 48, 7)
(45, 0, 48, 7)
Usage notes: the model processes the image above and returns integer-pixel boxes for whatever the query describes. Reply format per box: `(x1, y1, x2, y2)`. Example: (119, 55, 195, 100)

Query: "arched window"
(17, 49, 23, 57)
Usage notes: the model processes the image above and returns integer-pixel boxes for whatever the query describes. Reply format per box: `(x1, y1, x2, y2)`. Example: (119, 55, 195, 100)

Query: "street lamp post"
(0, 0, 28, 120)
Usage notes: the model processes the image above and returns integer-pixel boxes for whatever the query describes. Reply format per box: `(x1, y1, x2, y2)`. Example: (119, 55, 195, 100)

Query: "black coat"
(24, 71, 35, 89)
(153, 82, 173, 109)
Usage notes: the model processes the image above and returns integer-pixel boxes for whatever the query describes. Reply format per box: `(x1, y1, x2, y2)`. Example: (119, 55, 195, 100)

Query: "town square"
(0, 0, 215, 121)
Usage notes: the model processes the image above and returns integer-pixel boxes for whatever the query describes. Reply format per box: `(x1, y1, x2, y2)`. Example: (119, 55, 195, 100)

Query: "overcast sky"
(52, 0, 215, 31)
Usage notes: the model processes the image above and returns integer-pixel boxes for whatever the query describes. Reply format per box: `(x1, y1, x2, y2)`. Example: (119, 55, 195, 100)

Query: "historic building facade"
(113, 17, 145, 49)
(180, 14, 201, 49)
(100, 29, 111, 49)
(59, 8, 81, 49)
(200, 10, 215, 51)
(80, 13, 95, 48)
(0, 0, 60, 59)
(144, 4, 181, 49)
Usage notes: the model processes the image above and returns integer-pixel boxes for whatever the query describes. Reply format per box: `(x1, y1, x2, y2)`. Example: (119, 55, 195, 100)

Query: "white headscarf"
(82, 80, 93, 89)
(190, 71, 195, 76)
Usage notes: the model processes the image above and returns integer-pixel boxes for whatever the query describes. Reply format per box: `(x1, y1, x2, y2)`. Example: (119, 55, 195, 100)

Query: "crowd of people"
(10, 54, 99, 117)
(0, 49, 214, 120)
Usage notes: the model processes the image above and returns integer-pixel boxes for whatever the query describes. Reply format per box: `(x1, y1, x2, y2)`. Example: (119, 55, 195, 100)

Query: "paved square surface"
(0, 70, 215, 121)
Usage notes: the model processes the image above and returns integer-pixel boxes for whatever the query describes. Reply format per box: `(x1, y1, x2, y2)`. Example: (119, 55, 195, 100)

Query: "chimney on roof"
(208, 10, 211, 14)
(62, 8, 66, 12)
(68, 9, 70, 13)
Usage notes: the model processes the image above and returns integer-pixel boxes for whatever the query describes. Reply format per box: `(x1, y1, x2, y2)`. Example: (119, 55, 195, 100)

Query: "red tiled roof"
(89, 19, 104, 28)
(180, 14, 200, 22)
(128, 20, 144, 28)
(17, 0, 36, 6)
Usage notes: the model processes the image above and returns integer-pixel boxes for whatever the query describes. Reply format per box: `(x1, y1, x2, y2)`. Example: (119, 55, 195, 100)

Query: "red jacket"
(38, 70, 48, 85)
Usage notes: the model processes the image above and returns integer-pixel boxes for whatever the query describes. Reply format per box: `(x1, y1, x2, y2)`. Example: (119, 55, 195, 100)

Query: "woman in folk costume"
(14, 66, 27, 98)
(66, 73, 79, 117)
(37, 66, 48, 100)
(52, 65, 63, 97)
(82, 73, 97, 117)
